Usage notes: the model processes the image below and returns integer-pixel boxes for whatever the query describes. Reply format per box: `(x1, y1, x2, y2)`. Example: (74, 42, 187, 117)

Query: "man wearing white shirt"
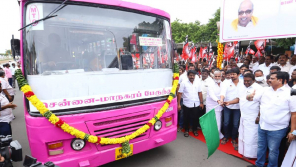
(258, 55, 273, 78)
(220, 67, 242, 150)
(178, 70, 204, 137)
(200, 69, 214, 125)
(247, 71, 296, 167)
(178, 64, 195, 85)
(276, 54, 292, 72)
(177, 64, 194, 132)
(0, 71, 15, 102)
(250, 56, 259, 72)
(254, 70, 269, 87)
(225, 73, 262, 159)
(206, 70, 224, 139)
(289, 65, 296, 78)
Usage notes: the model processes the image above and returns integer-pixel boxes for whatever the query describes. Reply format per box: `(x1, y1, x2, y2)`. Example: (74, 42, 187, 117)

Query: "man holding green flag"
(200, 70, 224, 158)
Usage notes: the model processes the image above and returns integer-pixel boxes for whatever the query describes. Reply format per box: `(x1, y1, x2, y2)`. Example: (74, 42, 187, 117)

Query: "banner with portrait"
(220, 0, 296, 42)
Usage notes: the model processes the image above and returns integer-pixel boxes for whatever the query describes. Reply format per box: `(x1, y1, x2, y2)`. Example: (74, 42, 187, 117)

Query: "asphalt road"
(10, 88, 250, 167)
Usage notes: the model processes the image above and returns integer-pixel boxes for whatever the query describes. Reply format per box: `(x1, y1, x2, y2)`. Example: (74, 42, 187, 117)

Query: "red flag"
(191, 47, 197, 63)
(254, 39, 266, 52)
(199, 47, 203, 60)
(131, 53, 140, 69)
(255, 50, 263, 58)
(130, 34, 137, 45)
(181, 43, 190, 60)
(202, 47, 208, 59)
(245, 49, 255, 55)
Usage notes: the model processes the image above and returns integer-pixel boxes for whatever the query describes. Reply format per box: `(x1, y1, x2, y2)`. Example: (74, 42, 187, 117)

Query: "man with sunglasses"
(231, 0, 258, 31)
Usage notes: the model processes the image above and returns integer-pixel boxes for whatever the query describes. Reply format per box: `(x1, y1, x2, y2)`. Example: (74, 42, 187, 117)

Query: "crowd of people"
(177, 53, 296, 167)
(0, 61, 20, 137)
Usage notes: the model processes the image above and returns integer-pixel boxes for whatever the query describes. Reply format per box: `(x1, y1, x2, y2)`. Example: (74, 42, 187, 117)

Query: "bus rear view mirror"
(11, 36, 20, 60)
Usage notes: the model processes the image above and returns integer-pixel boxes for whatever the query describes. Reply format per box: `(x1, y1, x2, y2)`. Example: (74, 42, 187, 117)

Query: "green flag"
(199, 108, 220, 158)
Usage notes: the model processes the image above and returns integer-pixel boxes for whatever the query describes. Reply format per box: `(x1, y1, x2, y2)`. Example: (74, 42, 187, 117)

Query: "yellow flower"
(88, 135, 98, 143)
(48, 114, 59, 124)
(173, 73, 179, 78)
(21, 85, 32, 93)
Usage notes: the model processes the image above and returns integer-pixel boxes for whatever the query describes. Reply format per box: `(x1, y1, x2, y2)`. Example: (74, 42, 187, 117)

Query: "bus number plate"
(115, 144, 133, 160)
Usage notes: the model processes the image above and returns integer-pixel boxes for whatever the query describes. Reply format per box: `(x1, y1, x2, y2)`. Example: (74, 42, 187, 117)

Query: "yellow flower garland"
(16, 68, 179, 145)
(217, 42, 224, 69)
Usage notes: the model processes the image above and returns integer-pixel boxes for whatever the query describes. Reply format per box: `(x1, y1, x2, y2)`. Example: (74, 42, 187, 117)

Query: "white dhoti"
(281, 140, 296, 167)
(206, 105, 224, 139)
(238, 118, 258, 158)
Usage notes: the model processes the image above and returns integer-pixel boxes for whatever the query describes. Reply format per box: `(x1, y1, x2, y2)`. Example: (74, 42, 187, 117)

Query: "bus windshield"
(24, 2, 173, 113)
(25, 2, 172, 74)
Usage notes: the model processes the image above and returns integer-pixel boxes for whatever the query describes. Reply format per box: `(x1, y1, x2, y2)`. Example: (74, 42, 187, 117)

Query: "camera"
(0, 136, 22, 162)
(23, 155, 60, 167)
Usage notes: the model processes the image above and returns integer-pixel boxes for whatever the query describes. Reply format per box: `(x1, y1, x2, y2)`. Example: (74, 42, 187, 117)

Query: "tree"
(275, 38, 295, 49)
(171, 9, 220, 44)
(5, 49, 11, 56)
(171, 19, 201, 43)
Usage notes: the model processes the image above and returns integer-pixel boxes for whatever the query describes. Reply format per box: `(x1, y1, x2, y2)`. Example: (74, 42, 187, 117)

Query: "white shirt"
(178, 71, 187, 84)
(206, 81, 223, 112)
(220, 79, 242, 109)
(11, 67, 16, 75)
(258, 63, 273, 78)
(0, 94, 13, 123)
(276, 63, 293, 73)
(200, 77, 214, 104)
(289, 66, 296, 78)
(237, 63, 243, 68)
(0, 77, 15, 96)
(250, 62, 259, 72)
(253, 86, 296, 131)
(179, 79, 202, 108)
(238, 83, 262, 120)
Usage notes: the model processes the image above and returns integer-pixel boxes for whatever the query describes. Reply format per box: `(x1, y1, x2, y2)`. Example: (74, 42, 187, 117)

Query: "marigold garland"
(217, 42, 224, 69)
(15, 63, 179, 147)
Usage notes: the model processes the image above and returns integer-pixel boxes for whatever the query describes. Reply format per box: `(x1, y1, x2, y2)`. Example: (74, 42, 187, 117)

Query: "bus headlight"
(154, 120, 162, 131)
(71, 139, 85, 151)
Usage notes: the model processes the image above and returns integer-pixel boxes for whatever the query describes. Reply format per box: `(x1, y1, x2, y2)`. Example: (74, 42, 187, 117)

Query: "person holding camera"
(0, 154, 12, 167)
(0, 82, 17, 136)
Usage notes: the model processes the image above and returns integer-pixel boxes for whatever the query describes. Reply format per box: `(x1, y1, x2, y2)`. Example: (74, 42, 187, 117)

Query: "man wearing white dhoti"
(206, 70, 224, 139)
(281, 92, 296, 167)
(225, 73, 262, 159)
(281, 140, 296, 167)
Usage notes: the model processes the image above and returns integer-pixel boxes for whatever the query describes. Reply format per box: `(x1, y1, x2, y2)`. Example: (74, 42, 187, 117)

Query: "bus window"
(24, 4, 172, 74)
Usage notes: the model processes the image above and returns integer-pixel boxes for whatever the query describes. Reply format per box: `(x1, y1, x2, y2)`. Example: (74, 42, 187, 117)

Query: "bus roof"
(26, 0, 171, 20)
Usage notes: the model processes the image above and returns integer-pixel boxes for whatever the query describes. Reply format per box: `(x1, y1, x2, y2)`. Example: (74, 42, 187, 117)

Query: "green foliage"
(171, 9, 220, 43)
(5, 49, 11, 56)
(275, 38, 296, 49)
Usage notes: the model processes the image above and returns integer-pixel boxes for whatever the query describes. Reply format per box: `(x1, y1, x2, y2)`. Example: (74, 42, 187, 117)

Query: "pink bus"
(13, 0, 177, 166)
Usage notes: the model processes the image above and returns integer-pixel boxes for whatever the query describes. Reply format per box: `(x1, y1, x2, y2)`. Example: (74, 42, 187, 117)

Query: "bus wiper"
(19, 0, 69, 31)
(19, 15, 58, 31)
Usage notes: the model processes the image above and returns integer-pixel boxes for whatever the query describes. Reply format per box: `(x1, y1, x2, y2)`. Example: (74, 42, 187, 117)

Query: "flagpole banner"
(220, 0, 296, 42)
(199, 108, 220, 158)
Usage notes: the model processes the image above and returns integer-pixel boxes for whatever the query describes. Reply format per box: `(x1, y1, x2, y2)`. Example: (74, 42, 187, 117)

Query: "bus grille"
(85, 110, 153, 150)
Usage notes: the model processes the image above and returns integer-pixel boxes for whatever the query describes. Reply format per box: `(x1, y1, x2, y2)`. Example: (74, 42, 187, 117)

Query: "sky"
(0, 0, 221, 53)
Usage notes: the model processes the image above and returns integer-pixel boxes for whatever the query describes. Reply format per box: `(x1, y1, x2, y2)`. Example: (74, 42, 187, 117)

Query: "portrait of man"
(231, 0, 258, 31)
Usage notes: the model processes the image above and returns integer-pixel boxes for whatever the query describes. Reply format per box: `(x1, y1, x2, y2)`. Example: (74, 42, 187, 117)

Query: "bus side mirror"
(10, 38, 20, 60)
